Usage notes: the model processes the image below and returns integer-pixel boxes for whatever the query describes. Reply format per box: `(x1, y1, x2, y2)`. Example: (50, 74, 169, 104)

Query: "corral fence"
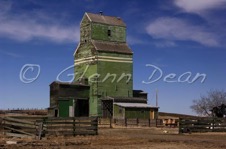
(179, 117, 226, 133)
(98, 118, 163, 128)
(1, 116, 98, 139)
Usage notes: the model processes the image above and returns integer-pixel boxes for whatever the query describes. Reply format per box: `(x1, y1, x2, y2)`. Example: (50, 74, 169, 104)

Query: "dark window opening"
(54, 109, 58, 117)
(108, 29, 111, 36)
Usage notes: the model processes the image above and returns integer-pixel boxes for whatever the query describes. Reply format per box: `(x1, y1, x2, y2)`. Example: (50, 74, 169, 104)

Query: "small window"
(108, 29, 111, 36)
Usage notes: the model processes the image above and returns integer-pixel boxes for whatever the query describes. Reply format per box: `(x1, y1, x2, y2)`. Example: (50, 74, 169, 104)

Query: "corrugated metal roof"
(114, 102, 158, 108)
(92, 40, 133, 54)
(86, 12, 126, 27)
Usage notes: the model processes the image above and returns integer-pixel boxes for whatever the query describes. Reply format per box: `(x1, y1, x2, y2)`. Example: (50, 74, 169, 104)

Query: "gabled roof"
(85, 12, 126, 27)
(92, 40, 133, 54)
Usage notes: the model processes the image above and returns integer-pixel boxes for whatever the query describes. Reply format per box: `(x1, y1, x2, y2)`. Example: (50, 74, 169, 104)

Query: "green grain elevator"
(74, 12, 133, 117)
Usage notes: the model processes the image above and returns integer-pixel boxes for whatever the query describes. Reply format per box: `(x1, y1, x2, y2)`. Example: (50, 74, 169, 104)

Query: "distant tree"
(191, 90, 226, 117)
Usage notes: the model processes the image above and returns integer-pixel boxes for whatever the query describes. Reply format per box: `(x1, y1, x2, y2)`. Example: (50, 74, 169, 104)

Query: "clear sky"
(0, 0, 226, 115)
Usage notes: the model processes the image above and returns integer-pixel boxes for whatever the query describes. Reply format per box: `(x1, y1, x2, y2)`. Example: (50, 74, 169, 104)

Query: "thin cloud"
(146, 17, 219, 47)
(0, 50, 23, 58)
(0, 1, 79, 43)
(174, 0, 226, 14)
(153, 41, 176, 48)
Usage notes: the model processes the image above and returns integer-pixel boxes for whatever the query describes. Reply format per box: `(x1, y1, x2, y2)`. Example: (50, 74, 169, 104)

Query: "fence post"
(38, 122, 43, 140)
(110, 117, 113, 128)
(212, 117, 215, 131)
(148, 119, 151, 127)
(125, 118, 127, 127)
(95, 117, 98, 135)
(3, 118, 5, 135)
(155, 119, 158, 127)
(178, 118, 182, 134)
(99, 117, 101, 125)
(73, 117, 75, 137)
(137, 118, 139, 126)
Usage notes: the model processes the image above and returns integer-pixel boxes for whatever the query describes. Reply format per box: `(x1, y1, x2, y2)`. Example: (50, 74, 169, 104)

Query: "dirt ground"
(1, 127, 226, 149)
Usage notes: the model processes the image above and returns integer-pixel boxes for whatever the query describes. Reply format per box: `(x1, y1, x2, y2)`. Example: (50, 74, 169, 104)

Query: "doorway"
(75, 99, 89, 117)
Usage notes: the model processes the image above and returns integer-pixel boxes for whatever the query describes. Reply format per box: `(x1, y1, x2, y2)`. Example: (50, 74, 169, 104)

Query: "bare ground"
(1, 127, 226, 149)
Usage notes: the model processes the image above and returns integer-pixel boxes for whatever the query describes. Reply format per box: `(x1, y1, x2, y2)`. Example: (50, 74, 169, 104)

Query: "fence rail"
(98, 118, 163, 128)
(179, 117, 226, 133)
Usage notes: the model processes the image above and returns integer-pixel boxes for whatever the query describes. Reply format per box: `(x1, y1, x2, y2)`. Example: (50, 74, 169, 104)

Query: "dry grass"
(1, 128, 226, 149)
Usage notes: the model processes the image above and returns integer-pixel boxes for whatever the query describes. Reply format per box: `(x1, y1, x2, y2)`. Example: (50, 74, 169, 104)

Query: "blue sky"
(0, 0, 226, 115)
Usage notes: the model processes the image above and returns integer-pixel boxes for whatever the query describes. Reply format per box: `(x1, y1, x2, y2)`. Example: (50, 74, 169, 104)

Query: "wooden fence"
(98, 118, 163, 128)
(179, 117, 226, 133)
(40, 117, 98, 136)
(2, 116, 98, 139)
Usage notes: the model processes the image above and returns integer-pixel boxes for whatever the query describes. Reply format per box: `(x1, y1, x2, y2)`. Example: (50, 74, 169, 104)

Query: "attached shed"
(48, 81, 90, 117)
(113, 102, 159, 119)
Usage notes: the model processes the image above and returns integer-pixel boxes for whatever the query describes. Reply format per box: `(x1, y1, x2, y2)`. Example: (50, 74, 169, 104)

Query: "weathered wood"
(46, 117, 97, 121)
(3, 126, 35, 136)
(5, 132, 36, 139)
(179, 117, 226, 133)
(46, 126, 97, 131)
(4, 121, 36, 129)
(37, 122, 43, 140)
(2, 116, 98, 137)
(47, 130, 97, 135)
(3, 117, 35, 125)
(43, 121, 97, 125)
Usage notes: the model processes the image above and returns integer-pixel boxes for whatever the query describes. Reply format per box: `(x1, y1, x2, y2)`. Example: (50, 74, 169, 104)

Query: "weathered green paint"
(125, 108, 150, 119)
(97, 60, 133, 97)
(80, 15, 91, 43)
(113, 104, 152, 119)
(113, 104, 125, 119)
(91, 23, 126, 42)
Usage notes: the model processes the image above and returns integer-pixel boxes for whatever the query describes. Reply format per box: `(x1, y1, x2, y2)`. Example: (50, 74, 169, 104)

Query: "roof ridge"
(84, 12, 126, 27)
(85, 12, 120, 18)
